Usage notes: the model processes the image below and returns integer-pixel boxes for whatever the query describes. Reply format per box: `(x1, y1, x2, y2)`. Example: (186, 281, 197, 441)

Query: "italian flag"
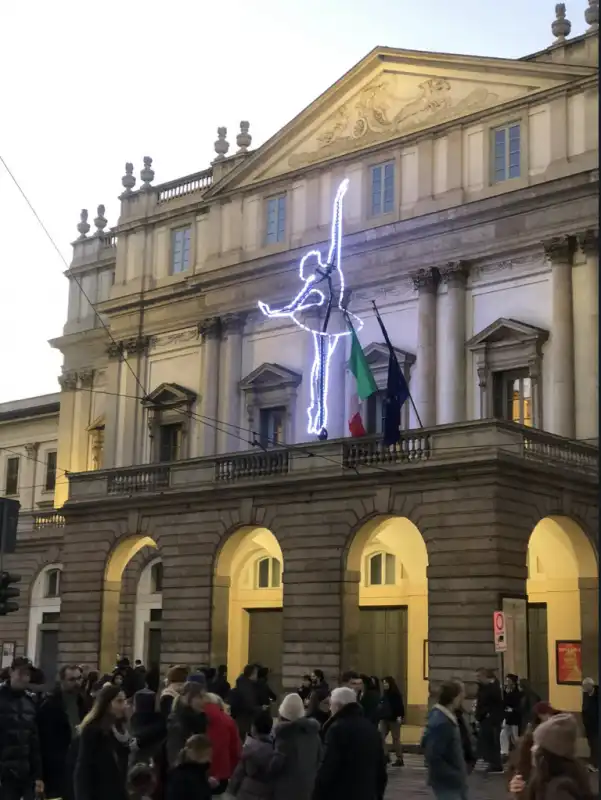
(347, 323, 377, 437)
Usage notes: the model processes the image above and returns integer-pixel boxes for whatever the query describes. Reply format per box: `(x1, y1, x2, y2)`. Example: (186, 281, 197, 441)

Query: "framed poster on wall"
(555, 640, 582, 685)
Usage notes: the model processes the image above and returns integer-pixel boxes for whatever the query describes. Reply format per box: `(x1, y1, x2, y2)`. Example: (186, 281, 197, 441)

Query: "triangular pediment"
(363, 342, 416, 369)
(467, 318, 549, 349)
(240, 362, 302, 390)
(205, 47, 594, 196)
(142, 382, 197, 408)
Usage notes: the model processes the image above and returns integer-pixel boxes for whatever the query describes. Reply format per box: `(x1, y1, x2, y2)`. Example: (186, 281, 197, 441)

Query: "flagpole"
(371, 300, 424, 429)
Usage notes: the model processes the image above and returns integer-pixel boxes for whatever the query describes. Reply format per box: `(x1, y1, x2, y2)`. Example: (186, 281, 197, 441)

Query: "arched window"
(368, 552, 396, 586)
(45, 568, 61, 598)
(150, 561, 163, 594)
(256, 557, 281, 589)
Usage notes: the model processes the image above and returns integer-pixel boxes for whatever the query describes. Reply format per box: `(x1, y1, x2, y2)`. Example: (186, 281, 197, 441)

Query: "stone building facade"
(0, 14, 598, 720)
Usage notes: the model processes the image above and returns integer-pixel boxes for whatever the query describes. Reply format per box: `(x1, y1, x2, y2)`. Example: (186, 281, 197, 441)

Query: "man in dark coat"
(582, 677, 599, 770)
(313, 686, 388, 800)
(37, 664, 86, 799)
(228, 664, 260, 740)
(475, 667, 504, 773)
(0, 657, 43, 800)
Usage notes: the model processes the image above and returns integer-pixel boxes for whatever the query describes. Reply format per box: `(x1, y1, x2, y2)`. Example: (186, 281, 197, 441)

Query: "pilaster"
(575, 229, 599, 441)
(119, 336, 149, 466)
(411, 268, 439, 428)
(218, 314, 245, 453)
(439, 262, 469, 424)
(55, 371, 78, 507)
(199, 318, 222, 456)
(544, 235, 576, 438)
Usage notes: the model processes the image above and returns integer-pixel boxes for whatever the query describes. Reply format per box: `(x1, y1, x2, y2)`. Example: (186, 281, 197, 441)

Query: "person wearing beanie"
(508, 702, 561, 796)
(510, 714, 593, 800)
(129, 689, 167, 769)
(267, 693, 321, 800)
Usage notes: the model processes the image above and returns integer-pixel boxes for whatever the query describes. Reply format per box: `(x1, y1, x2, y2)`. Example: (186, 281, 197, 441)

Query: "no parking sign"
(493, 610, 507, 653)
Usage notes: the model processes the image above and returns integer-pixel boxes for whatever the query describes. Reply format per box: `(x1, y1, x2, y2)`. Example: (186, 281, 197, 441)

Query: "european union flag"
(383, 351, 410, 446)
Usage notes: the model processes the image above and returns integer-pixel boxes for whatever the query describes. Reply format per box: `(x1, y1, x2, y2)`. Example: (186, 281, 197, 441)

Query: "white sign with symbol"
(493, 610, 507, 653)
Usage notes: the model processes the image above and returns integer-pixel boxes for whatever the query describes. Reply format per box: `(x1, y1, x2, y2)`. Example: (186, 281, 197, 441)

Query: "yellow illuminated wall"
(214, 527, 283, 680)
(527, 516, 598, 711)
(357, 517, 429, 710)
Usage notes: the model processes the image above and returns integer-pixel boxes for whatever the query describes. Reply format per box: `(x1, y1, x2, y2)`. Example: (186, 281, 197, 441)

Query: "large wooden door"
(527, 603, 549, 700)
(248, 609, 283, 699)
(358, 606, 408, 699)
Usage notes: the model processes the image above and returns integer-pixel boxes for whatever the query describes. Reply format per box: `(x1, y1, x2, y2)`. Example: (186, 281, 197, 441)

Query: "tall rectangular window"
(493, 123, 521, 182)
(158, 424, 182, 462)
(5, 457, 19, 495)
(44, 451, 57, 492)
(171, 226, 191, 274)
(259, 407, 286, 447)
(371, 162, 395, 216)
(265, 195, 286, 244)
(492, 369, 533, 427)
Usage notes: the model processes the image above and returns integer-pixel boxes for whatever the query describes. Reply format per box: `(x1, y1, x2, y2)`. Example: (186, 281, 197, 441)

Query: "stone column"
(576, 229, 598, 442)
(73, 370, 94, 472)
(412, 268, 439, 428)
(219, 314, 245, 454)
(102, 344, 122, 469)
(24, 443, 39, 511)
(439, 262, 468, 424)
(199, 318, 221, 457)
(55, 371, 78, 507)
(545, 236, 575, 438)
(119, 337, 150, 466)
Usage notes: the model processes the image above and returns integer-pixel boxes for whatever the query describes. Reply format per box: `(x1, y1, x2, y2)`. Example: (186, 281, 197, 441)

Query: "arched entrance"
(28, 564, 62, 682)
(100, 535, 158, 673)
(134, 558, 163, 669)
(212, 527, 283, 692)
(527, 516, 598, 710)
(344, 515, 428, 725)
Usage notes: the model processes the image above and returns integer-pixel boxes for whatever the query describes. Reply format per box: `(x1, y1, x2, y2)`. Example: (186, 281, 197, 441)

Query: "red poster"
(556, 640, 582, 685)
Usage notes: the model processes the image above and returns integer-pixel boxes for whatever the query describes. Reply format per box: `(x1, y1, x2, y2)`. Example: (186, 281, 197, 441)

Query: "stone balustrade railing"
(156, 169, 214, 205)
(65, 420, 598, 504)
(32, 511, 66, 529)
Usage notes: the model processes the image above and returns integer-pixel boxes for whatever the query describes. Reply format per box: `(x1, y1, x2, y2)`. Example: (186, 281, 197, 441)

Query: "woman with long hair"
(508, 702, 560, 797)
(377, 675, 405, 767)
(73, 683, 131, 800)
(511, 713, 593, 800)
(166, 681, 208, 768)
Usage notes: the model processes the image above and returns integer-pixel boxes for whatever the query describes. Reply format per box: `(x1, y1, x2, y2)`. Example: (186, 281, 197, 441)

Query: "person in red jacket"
(202, 693, 242, 794)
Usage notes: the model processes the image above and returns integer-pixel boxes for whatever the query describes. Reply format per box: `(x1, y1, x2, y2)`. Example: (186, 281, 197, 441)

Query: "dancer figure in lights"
(258, 178, 363, 439)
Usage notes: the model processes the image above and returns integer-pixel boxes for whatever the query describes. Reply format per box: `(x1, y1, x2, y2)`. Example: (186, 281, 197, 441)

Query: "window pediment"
(142, 382, 197, 409)
(362, 342, 416, 372)
(466, 318, 549, 351)
(240, 363, 302, 391)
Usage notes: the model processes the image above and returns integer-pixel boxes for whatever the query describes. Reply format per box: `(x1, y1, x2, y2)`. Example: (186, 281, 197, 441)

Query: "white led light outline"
(258, 179, 364, 435)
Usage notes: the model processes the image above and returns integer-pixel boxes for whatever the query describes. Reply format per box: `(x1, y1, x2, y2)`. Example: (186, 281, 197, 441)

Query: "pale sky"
(0, 0, 589, 403)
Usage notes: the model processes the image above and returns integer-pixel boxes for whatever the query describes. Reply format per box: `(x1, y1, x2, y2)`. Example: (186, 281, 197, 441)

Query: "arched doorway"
(344, 515, 429, 725)
(28, 564, 62, 683)
(134, 558, 163, 669)
(212, 527, 283, 693)
(100, 535, 158, 673)
(527, 516, 598, 710)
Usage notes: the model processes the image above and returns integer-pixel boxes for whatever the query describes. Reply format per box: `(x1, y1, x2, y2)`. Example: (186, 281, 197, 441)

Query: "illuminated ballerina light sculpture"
(258, 178, 363, 439)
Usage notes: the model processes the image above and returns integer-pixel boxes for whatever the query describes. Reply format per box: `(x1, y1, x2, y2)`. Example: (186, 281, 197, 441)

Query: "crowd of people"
(0, 655, 596, 800)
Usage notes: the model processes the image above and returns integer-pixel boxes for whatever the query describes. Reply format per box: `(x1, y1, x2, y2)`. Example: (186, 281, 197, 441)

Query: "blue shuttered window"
(171, 227, 191, 274)
(493, 124, 521, 182)
(266, 195, 286, 244)
(371, 162, 395, 216)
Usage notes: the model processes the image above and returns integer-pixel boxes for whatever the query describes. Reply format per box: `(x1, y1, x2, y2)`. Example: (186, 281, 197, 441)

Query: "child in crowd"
(128, 763, 157, 800)
(228, 710, 274, 799)
(167, 734, 214, 800)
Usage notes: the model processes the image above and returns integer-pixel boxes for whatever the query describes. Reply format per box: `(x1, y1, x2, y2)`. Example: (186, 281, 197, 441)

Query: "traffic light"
(0, 572, 20, 616)
(0, 498, 20, 555)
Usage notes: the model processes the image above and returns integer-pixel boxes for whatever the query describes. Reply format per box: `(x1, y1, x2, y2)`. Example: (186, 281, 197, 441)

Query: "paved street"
(384, 756, 599, 800)
(385, 756, 513, 800)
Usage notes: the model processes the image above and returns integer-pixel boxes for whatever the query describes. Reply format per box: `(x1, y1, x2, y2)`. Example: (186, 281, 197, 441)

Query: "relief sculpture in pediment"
(289, 74, 502, 168)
